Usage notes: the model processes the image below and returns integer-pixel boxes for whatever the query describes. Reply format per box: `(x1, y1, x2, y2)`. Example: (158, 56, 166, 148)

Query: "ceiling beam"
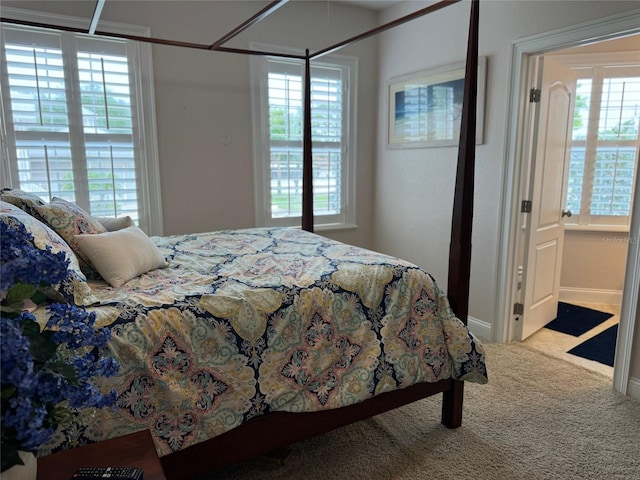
(209, 0, 288, 49)
(311, 0, 461, 58)
(88, 0, 106, 34)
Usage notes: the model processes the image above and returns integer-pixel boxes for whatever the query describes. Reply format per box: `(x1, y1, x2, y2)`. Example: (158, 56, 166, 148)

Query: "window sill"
(564, 224, 630, 234)
(314, 223, 359, 233)
(284, 223, 358, 232)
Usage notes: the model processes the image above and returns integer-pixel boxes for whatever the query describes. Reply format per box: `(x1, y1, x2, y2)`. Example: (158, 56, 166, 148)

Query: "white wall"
(633, 283, 640, 385)
(561, 231, 628, 293)
(3, 1, 380, 248)
(373, 0, 640, 331)
(630, 282, 640, 390)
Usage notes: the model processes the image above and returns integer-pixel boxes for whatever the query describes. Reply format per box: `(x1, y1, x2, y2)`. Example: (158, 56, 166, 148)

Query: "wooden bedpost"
(302, 49, 314, 232)
(442, 0, 479, 429)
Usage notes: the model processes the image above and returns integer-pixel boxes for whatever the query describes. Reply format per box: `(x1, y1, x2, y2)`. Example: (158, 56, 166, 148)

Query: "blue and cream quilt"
(39, 227, 488, 457)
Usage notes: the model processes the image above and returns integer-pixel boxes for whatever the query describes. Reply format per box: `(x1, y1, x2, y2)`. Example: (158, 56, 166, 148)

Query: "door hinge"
(521, 200, 532, 213)
(529, 88, 541, 103)
(513, 303, 524, 315)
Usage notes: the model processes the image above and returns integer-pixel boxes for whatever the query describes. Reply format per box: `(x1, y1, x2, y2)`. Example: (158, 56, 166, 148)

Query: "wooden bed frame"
(2, 1, 479, 477)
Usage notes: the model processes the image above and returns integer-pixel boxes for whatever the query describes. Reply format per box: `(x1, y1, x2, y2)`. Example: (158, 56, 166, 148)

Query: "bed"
(1, 1, 485, 478)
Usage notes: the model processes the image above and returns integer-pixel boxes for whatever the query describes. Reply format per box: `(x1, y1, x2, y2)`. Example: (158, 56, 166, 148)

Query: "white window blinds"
(1, 19, 161, 234)
(252, 50, 355, 230)
(267, 59, 344, 219)
(567, 66, 640, 227)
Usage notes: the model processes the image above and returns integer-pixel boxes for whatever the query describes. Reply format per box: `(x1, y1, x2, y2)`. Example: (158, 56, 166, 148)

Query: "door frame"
(496, 9, 640, 396)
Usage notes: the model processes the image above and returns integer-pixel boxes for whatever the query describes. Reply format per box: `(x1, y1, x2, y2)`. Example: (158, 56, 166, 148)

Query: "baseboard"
(559, 287, 622, 306)
(628, 376, 640, 402)
(468, 315, 492, 343)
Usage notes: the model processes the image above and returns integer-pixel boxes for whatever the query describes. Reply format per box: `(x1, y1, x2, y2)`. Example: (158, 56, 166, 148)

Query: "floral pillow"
(0, 188, 47, 218)
(0, 201, 97, 306)
(34, 198, 107, 279)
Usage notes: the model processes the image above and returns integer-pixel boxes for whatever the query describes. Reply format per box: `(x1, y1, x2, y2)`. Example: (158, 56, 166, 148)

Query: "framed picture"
(387, 56, 486, 149)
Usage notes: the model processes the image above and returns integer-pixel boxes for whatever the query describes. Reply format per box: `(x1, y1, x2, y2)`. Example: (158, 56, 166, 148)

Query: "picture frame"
(386, 56, 486, 149)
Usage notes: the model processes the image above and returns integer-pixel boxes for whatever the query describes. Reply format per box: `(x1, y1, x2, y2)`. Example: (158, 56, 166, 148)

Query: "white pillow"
(74, 225, 168, 288)
(96, 216, 135, 232)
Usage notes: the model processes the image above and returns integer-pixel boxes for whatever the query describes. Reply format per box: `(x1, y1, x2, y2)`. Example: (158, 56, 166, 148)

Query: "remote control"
(71, 466, 143, 480)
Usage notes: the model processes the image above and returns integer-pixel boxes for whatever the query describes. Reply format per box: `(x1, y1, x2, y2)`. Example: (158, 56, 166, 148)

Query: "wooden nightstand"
(36, 430, 166, 480)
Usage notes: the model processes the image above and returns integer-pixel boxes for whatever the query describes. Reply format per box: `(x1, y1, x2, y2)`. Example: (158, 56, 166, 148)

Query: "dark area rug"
(568, 324, 618, 367)
(544, 302, 613, 336)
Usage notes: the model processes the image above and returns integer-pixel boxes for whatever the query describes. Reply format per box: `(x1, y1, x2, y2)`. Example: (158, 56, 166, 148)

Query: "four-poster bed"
(1, 1, 484, 478)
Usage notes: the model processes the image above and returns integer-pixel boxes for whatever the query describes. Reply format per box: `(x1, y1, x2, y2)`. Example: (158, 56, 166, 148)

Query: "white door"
(520, 57, 577, 340)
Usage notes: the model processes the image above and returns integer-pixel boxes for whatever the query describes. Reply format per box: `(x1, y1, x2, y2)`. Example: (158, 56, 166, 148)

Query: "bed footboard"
(160, 379, 456, 479)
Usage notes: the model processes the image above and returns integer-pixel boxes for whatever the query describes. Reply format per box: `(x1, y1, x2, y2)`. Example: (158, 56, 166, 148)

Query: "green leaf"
(20, 316, 41, 336)
(1, 283, 36, 315)
(49, 405, 73, 425)
(1, 386, 16, 400)
(0, 441, 24, 472)
(20, 318, 58, 363)
(48, 361, 78, 383)
(5, 283, 37, 305)
(31, 289, 48, 305)
(29, 335, 59, 363)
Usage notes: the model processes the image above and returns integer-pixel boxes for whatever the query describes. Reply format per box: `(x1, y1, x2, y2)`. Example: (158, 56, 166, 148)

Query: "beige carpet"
(198, 343, 640, 480)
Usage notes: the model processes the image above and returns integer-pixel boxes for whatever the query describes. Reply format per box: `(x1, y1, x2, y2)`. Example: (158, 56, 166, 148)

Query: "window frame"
(0, 7, 163, 235)
(250, 44, 357, 231)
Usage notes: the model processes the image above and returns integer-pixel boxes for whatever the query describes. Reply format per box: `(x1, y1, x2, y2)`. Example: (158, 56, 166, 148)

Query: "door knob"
(562, 209, 572, 218)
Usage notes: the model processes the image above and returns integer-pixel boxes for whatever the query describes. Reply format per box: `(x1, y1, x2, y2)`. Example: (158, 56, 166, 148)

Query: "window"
(566, 60, 640, 229)
(1, 10, 162, 235)
(252, 49, 356, 229)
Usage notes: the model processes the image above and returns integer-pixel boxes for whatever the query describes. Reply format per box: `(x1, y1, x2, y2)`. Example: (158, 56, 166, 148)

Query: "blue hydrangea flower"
(1, 221, 120, 470)
(0, 317, 34, 387)
(0, 221, 69, 291)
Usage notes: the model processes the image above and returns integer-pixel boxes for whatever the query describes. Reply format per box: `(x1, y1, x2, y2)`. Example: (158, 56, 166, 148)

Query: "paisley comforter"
(40, 227, 487, 457)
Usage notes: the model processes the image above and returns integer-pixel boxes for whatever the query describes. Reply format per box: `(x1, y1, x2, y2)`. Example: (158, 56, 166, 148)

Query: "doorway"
(496, 10, 640, 397)
(522, 39, 639, 377)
